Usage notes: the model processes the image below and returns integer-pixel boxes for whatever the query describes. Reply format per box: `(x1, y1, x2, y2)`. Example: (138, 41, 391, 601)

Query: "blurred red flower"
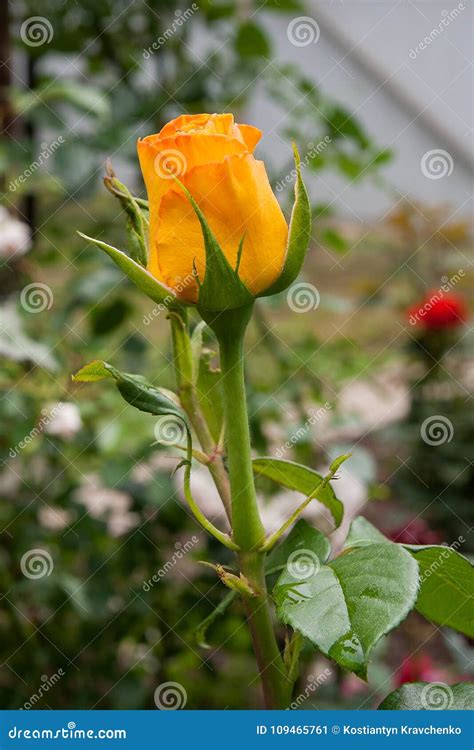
(407, 291, 467, 330)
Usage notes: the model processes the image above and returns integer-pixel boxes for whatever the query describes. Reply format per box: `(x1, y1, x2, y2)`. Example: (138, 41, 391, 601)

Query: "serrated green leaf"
(260, 145, 311, 296)
(252, 457, 343, 527)
(266, 519, 331, 575)
(378, 682, 474, 710)
(274, 543, 419, 678)
(409, 547, 474, 637)
(345, 516, 387, 548)
(77, 232, 180, 308)
(345, 517, 474, 638)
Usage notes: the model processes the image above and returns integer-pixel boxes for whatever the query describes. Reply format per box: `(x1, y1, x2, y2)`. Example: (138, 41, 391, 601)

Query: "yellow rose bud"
(137, 113, 288, 303)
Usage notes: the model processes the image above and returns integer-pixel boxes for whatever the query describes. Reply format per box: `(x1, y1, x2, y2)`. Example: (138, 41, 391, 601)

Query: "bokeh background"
(0, 0, 472, 709)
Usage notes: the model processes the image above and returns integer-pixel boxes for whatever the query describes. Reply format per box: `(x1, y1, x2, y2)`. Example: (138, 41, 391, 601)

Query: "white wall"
(248, 0, 473, 220)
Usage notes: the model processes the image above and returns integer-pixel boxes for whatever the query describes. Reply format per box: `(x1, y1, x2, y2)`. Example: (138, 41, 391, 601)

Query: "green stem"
(206, 304, 292, 709)
(170, 311, 232, 523)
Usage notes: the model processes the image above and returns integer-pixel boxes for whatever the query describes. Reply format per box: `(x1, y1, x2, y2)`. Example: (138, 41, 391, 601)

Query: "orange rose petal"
(151, 153, 288, 301)
(236, 124, 262, 152)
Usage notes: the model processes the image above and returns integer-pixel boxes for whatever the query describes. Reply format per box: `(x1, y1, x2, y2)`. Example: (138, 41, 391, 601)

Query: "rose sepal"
(177, 182, 255, 312)
(259, 144, 311, 297)
(77, 231, 187, 309)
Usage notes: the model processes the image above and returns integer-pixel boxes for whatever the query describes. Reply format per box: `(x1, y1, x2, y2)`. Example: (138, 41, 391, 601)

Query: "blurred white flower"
(74, 476, 130, 518)
(44, 402, 82, 439)
(38, 505, 73, 531)
(108, 512, 141, 537)
(73, 475, 140, 537)
(0, 207, 31, 260)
